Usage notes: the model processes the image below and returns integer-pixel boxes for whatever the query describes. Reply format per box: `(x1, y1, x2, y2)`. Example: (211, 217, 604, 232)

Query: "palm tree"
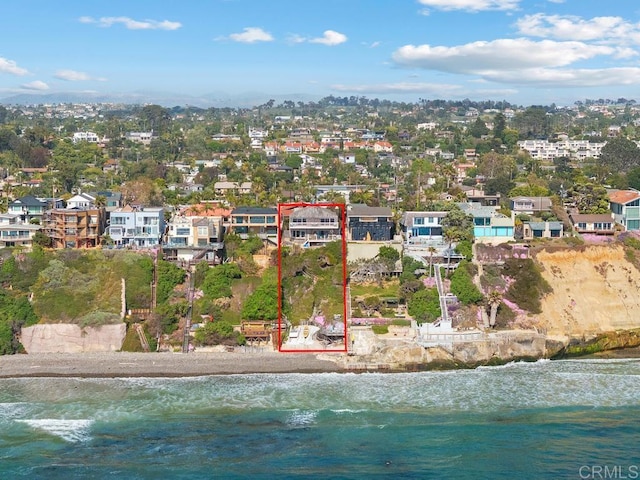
(487, 290, 502, 328)
(94, 194, 107, 209)
(428, 246, 437, 277)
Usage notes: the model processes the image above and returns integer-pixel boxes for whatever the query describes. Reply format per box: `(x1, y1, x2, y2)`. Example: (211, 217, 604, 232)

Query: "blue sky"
(2, 0, 640, 105)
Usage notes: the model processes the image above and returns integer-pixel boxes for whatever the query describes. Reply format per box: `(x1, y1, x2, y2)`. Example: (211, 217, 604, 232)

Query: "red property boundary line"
(277, 202, 348, 353)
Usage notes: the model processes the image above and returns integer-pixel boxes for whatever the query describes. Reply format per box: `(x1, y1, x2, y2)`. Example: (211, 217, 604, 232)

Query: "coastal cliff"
(336, 244, 640, 370)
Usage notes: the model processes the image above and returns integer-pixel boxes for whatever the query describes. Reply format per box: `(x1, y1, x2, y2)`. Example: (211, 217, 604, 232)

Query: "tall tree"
(598, 137, 640, 173)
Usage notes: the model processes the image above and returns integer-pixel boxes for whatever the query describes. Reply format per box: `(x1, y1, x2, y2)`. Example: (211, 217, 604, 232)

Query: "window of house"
(197, 226, 208, 236)
(266, 216, 275, 223)
(111, 216, 125, 225)
(414, 217, 424, 225)
(250, 216, 266, 224)
(176, 228, 190, 236)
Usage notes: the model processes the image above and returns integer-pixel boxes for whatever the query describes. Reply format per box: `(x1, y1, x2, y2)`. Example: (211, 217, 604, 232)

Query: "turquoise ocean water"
(1, 359, 640, 479)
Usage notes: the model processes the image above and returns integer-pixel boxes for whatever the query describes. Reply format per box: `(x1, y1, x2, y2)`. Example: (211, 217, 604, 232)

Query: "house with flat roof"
(107, 205, 165, 248)
(0, 213, 41, 249)
(569, 213, 615, 235)
(458, 202, 514, 243)
(229, 207, 277, 240)
(609, 189, 640, 231)
(510, 196, 553, 216)
(401, 211, 447, 242)
(347, 205, 394, 242)
(43, 206, 106, 249)
(569, 213, 616, 235)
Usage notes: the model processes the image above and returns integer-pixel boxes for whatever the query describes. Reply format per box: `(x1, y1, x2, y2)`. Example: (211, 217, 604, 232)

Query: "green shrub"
(450, 261, 483, 305)
(408, 288, 441, 323)
(372, 325, 389, 334)
(193, 320, 244, 346)
(503, 258, 552, 314)
(624, 236, 640, 250)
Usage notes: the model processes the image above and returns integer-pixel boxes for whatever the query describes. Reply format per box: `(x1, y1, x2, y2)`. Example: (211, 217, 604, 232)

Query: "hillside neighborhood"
(2, 97, 640, 359)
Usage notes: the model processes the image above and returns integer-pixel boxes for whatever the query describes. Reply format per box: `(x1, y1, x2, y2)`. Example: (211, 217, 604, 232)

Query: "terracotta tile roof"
(609, 190, 640, 205)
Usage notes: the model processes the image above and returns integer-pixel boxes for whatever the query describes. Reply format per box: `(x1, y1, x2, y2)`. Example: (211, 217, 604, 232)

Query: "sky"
(2, 0, 640, 106)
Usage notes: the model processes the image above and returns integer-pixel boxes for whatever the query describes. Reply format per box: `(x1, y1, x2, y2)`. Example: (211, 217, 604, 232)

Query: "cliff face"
(534, 246, 640, 341)
(21, 324, 126, 353)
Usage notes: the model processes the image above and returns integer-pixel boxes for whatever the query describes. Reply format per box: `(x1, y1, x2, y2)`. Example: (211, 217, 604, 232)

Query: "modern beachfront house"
(457, 202, 515, 244)
(609, 189, 640, 231)
(347, 205, 394, 242)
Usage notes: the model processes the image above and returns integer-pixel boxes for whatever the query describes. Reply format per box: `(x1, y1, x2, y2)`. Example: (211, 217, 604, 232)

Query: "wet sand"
(0, 351, 343, 378)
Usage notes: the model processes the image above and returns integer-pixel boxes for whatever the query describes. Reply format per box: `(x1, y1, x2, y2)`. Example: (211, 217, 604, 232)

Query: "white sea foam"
(17, 419, 93, 443)
(286, 410, 318, 427)
(0, 402, 29, 421)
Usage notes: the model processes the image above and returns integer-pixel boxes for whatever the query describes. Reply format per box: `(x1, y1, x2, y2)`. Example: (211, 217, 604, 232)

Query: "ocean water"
(1, 359, 640, 479)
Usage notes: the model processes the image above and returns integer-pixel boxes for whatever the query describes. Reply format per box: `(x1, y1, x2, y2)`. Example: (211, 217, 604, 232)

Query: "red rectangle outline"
(277, 202, 348, 353)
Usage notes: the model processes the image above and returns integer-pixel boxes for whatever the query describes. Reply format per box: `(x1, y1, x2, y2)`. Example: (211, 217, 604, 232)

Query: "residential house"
(569, 213, 615, 235)
(288, 206, 341, 247)
(510, 196, 553, 216)
(8, 195, 49, 223)
(66, 192, 96, 209)
(461, 187, 500, 207)
(401, 211, 447, 242)
(90, 191, 123, 210)
(43, 206, 106, 249)
(229, 207, 277, 240)
(458, 202, 515, 243)
(347, 205, 394, 241)
(164, 209, 224, 263)
(214, 181, 253, 197)
(72, 131, 99, 143)
(107, 206, 165, 247)
(0, 213, 41, 249)
(373, 141, 393, 153)
(609, 189, 640, 231)
(522, 221, 564, 239)
(126, 131, 154, 145)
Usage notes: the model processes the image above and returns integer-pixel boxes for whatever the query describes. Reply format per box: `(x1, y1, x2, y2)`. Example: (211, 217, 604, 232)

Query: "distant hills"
(0, 90, 320, 108)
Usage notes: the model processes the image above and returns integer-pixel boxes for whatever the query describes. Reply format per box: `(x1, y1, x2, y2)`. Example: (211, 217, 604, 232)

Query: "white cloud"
(0, 57, 28, 76)
(79, 16, 181, 30)
(228, 27, 274, 43)
(54, 69, 106, 81)
(21, 80, 49, 91)
(417, 0, 519, 13)
(483, 67, 640, 87)
(310, 30, 348, 46)
(515, 14, 640, 44)
(390, 37, 639, 89)
(392, 38, 615, 72)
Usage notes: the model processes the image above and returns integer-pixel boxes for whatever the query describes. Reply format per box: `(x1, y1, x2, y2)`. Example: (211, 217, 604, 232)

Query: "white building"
(107, 206, 165, 247)
(72, 131, 99, 143)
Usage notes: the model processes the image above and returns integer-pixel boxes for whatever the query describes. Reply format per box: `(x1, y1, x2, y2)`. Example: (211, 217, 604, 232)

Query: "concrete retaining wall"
(21, 324, 126, 353)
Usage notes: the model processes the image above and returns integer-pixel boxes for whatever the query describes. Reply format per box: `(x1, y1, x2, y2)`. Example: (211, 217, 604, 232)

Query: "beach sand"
(0, 351, 343, 378)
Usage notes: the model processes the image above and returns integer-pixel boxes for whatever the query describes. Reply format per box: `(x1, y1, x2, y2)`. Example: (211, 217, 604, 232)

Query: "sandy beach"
(0, 351, 343, 378)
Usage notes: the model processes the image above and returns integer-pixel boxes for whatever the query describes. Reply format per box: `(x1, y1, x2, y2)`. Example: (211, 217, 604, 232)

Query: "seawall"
(21, 324, 126, 353)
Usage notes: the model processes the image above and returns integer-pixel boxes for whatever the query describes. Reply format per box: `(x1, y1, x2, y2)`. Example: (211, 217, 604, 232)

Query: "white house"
(107, 206, 165, 247)
(72, 131, 99, 143)
(66, 192, 97, 209)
